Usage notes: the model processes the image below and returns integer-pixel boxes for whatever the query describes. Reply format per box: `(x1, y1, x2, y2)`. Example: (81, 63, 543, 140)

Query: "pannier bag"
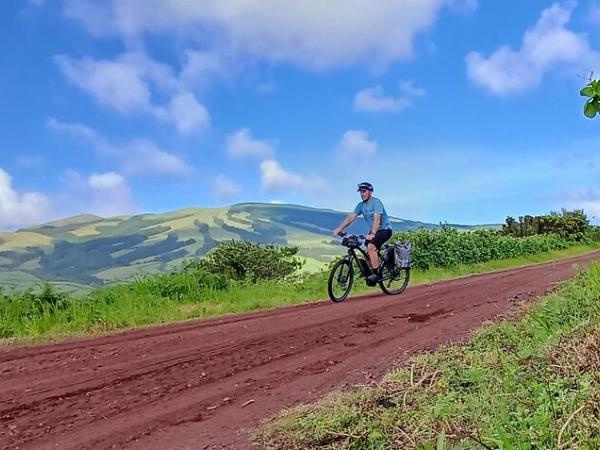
(394, 242, 412, 269)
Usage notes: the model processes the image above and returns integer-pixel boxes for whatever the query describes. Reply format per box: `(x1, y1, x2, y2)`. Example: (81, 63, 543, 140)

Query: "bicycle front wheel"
(327, 259, 354, 302)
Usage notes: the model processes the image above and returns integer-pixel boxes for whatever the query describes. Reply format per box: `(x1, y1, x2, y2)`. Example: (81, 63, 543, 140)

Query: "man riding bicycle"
(333, 182, 392, 284)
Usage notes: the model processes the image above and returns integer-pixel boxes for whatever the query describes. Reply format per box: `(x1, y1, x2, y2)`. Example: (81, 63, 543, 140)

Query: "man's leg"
(367, 242, 379, 272)
(367, 229, 392, 280)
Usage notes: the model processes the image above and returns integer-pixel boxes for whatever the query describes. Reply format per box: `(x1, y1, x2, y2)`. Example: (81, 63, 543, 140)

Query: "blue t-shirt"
(353, 197, 391, 231)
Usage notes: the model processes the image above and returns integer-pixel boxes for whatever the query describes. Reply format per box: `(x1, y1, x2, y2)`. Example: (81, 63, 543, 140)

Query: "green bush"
(196, 240, 305, 283)
(585, 226, 600, 244)
(501, 209, 589, 241)
(394, 228, 572, 271)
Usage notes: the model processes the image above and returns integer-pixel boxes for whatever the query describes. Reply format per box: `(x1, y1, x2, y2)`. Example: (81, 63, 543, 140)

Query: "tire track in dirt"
(1, 251, 598, 449)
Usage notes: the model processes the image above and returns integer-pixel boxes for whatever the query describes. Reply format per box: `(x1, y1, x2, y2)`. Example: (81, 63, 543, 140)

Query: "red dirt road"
(1, 251, 599, 450)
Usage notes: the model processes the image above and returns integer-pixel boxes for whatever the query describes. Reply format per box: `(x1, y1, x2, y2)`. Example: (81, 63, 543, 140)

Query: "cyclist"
(333, 182, 392, 283)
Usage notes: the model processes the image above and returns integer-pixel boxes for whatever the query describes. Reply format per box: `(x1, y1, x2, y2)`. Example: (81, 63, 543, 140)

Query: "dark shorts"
(367, 228, 392, 249)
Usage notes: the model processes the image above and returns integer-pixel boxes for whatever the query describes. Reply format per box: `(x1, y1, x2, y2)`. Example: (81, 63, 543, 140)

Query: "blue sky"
(1, 0, 600, 230)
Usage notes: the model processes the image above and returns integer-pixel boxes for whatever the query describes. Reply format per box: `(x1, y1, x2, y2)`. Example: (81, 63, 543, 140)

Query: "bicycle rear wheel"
(378, 265, 410, 295)
(327, 259, 354, 302)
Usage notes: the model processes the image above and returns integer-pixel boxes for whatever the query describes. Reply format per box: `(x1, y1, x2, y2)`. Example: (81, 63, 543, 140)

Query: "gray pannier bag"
(394, 242, 412, 269)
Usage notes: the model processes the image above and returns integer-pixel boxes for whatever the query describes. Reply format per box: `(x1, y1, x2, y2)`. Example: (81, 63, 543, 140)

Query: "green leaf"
(580, 86, 594, 97)
(584, 99, 599, 118)
(436, 432, 446, 450)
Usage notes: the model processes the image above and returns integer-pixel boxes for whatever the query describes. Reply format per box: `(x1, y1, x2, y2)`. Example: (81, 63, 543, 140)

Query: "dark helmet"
(357, 182, 373, 192)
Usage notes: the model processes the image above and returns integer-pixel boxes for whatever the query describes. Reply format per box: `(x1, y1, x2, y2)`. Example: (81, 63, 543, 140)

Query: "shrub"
(195, 240, 305, 283)
(394, 228, 571, 271)
(501, 209, 589, 241)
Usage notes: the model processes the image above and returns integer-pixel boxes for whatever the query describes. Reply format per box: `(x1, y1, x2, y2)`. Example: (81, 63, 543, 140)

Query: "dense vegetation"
(395, 228, 569, 271)
(391, 210, 597, 271)
(191, 240, 305, 282)
(255, 262, 600, 449)
(1, 213, 599, 341)
(501, 209, 589, 240)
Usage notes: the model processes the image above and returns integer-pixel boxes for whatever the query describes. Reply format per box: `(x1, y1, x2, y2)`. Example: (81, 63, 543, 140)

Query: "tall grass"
(0, 271, 327, 340)
(255, 262, 600, 449)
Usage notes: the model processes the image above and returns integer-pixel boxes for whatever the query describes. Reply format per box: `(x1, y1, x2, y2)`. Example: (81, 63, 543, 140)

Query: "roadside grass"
(1, 244, 598, 344)
(254, 262, 600, 450)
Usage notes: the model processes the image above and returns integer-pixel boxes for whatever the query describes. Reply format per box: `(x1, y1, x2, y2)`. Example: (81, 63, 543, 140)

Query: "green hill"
(0, 203, 491, 291)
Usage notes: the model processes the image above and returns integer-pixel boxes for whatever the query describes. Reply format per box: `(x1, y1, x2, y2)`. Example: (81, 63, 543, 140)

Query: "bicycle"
(327, 232, 410, 302)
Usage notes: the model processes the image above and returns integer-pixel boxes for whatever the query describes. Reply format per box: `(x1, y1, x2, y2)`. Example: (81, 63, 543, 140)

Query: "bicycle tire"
(379, 266, 410, 295)
(327, 259, 354, 302)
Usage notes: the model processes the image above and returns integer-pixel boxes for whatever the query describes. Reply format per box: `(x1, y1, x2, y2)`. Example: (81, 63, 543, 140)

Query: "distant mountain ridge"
(0, 203, 494, 291)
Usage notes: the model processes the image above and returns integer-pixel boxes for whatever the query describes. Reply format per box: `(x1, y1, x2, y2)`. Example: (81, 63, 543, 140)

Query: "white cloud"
(354, 81, 425, 113)
(260, 159, 326, 194)
(47, 118, 110, 151)
(120, 139, 193, 177)
(0, 167, 136, 228)
(555, 187, 600, 222)
(448, 0, 478, 13)
(118, 52, 180, 92)
(466, 3, 600, 95)
(87, 172, 136, 216)
(15, 155, 45, 168)
(353, 86, 411, 113)
(335, 130, 378, 159)
(164, 92, 210, 134)
(62, 171, 137, 217)
(399, 80, 427, 97)
(62, 0, 468, 70)
(55, 53, 209, 133)
(180, 50, 233, 88)
(56, 54, 153, 113)
(226, 128, 275, 159)
(49, 118, 193, 177)
(88, 172, 125, 189)
(214, 175, 241, 201)
(588, 2, 600, 25)
(0, 167, 52, 229)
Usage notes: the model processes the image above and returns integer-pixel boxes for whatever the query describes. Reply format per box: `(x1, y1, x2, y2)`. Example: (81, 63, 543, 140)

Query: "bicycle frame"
(343, 245, 395, 282)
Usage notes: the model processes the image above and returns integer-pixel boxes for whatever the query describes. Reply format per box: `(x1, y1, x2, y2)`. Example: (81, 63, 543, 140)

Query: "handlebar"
(336, 231, 365, 239)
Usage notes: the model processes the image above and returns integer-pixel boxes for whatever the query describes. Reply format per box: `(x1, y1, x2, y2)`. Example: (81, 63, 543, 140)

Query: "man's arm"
(334, 213, 357, 235)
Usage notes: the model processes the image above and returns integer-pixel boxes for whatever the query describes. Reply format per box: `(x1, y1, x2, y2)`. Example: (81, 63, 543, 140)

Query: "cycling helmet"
(357, 182, 374, 192)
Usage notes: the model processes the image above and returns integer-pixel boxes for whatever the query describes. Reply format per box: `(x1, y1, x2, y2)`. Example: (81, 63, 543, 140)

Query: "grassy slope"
(2, 244, 598, 345)
(0, 203, 487, 291)
(255, 260, 600, 449)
